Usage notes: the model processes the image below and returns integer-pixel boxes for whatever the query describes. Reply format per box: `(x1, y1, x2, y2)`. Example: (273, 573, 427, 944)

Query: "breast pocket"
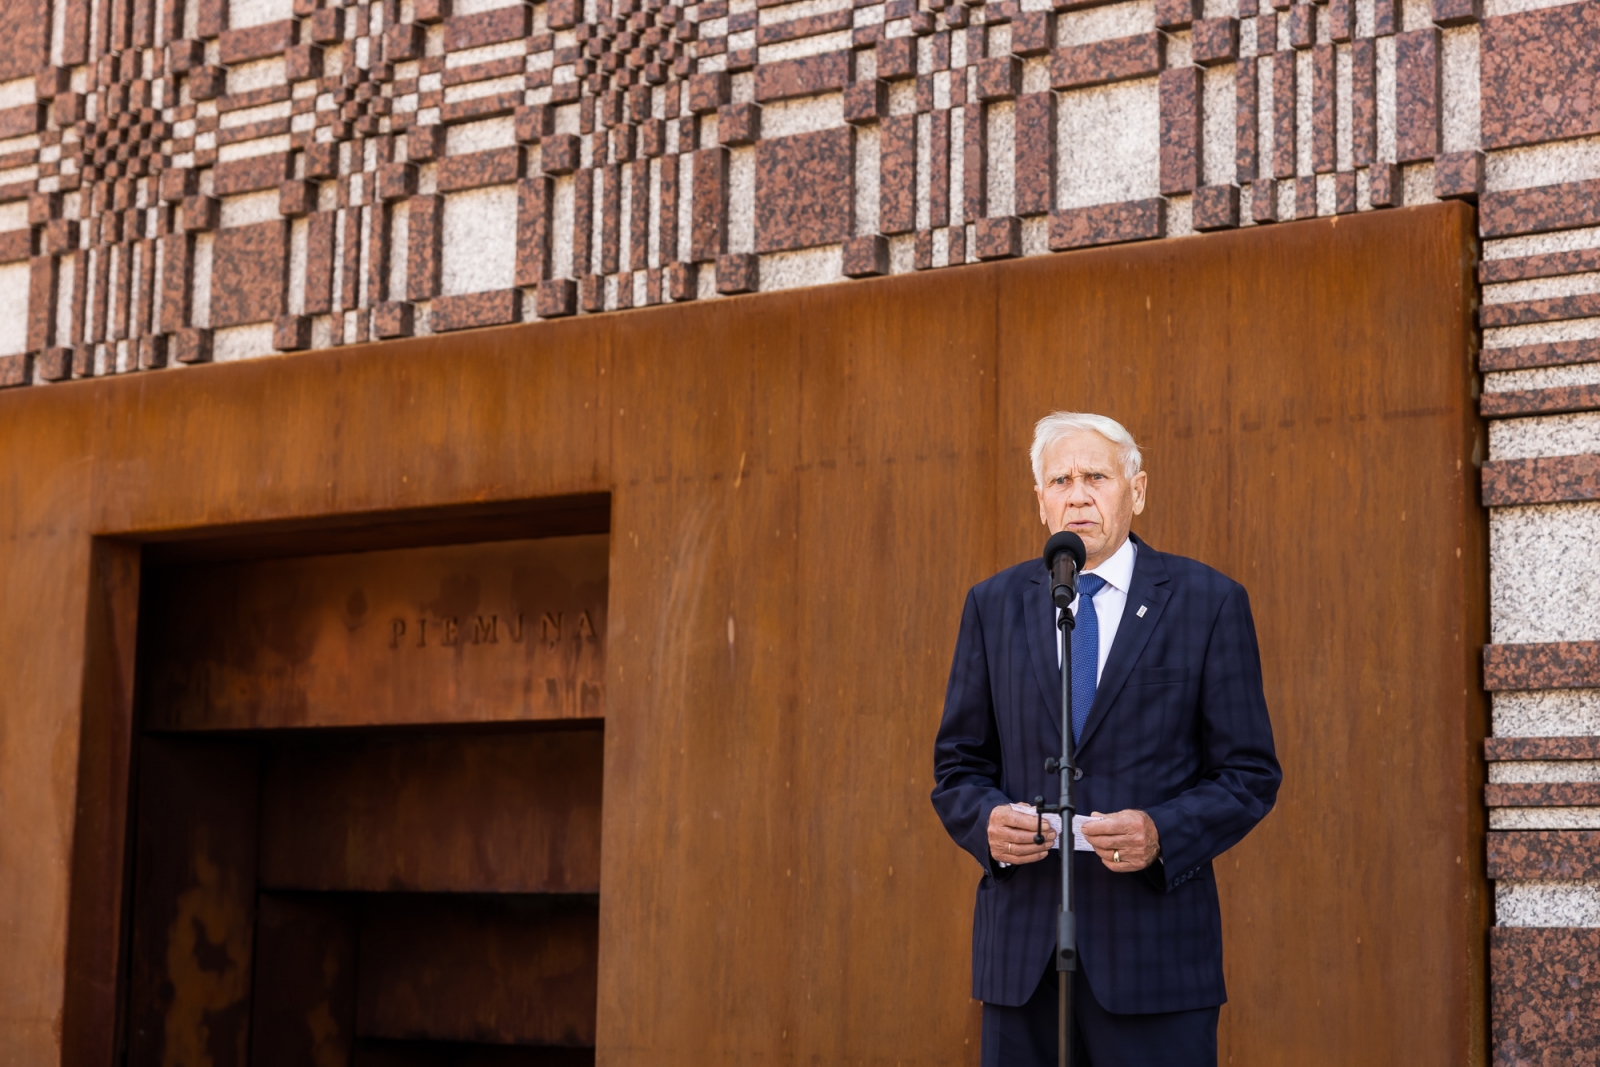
(1126, 666, 1188, 687)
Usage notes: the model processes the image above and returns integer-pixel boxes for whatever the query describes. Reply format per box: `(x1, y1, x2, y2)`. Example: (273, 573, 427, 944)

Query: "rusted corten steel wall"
(0, 205, 1496, 1065)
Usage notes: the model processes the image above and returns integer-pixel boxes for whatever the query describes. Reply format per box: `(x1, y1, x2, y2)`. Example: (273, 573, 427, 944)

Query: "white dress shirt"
(1002, 538, 1138, 866)
(1055, 535, 1137, 682)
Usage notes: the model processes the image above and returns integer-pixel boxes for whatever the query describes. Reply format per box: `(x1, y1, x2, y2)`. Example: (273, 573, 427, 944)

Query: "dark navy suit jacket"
(931, 534, 1281, 1013)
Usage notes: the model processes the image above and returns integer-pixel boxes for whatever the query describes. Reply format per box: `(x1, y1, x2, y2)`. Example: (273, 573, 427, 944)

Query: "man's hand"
(987, 804, 1057, 865)
(1081, 809, 1161, 872)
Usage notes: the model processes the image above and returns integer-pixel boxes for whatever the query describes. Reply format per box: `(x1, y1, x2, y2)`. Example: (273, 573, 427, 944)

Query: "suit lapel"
(1023, 566, 1065, 748)
(1075, 537, 1172, 753)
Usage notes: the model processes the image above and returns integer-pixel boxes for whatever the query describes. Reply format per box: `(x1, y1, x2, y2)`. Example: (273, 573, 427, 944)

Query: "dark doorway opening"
(116, 504, 609, 1066)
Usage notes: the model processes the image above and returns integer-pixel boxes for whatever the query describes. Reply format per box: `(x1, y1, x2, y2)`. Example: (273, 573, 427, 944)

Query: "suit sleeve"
(931, 589, 1016, 881)
(1143, 583, 1282, 892)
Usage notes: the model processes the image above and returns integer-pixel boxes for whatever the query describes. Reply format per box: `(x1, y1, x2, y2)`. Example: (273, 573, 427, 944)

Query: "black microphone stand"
(1032, 582, 1078, 1067)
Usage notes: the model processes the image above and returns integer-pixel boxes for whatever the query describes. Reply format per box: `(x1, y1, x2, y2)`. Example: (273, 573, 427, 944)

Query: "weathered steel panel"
(140, 535, 608, 731)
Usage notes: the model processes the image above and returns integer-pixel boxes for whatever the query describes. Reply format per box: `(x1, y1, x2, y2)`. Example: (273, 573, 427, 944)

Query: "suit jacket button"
(1073, 768, 1083, 781)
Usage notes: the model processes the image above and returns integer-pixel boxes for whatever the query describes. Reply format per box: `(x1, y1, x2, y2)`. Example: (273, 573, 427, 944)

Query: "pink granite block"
(1236, 56, 1257, 182)
(1375, 0, 1397, 33)
(1012, 12, 1055, 54)
(1327, 0, 1353, 39)
(845, 80, 888, 124)
(975, 215, 1020, 259)
(1395, 28, 1440, 162)
(1048, 198, 1164, 249)
(1433, 0, 1479, 26)
(0, 353, 32, 388)
(406, 195, 442, 300)
(963, 104, 986, 221)
(373, 302, 415, 338)
(1482, 178, 1600, 236)
(1293, 175, 1317, 218)
(1051, 33, 1163, 90)
(755, 52, 852, 102)
(1193, 17, 1239, 65)
(516, 177, 551, 285)
(536, 278, 577, 316)
(174, 326, 211, 364)
(1157, 0, 1199, 30)
(573, 170, 594, 277)
(445, 5, 531, 50)
(431, 289, 521, 331)
(1336, 171, 1357, 212)
(1014, 93, 1055, 215)
(880, 113, 917, 235)
(1434, 150, 1483, 201)
(601, 165, 620, 274)
(629, 160, 650, 271)
(718, 103, 761, 145)
(1272, 53, 1295, 178)
(1352, 37, 1375, 166)
(273, 314, 311, 350)
(1251, 178, 1278, 222)
(211, 219, 288, 327)
(1481, 3, 1600, 149)
(1312, 44, 1334, 173)
(843, 234, 888, 276)
(660, 154, 680, 263)
(716, 252, 757, 292)
(1192, 184, 1239, 230)
(976, 56, 1021, 101)
(755, 127, 854, 252)
(691, 148, 728, 261)
(1369, 161, 1402, 207)
(929, 109, 951, 227)
(667, 261, 697, 301)
(1160, 67, 1201, 195)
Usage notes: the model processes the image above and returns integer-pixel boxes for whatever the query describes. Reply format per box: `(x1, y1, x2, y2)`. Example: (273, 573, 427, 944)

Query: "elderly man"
(931, 411, 1282, 1067)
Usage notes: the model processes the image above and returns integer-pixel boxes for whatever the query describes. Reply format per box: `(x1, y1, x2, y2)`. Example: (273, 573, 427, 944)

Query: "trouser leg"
(981, 962, 1060, 1067)
(1072, 973, 1220, 1067)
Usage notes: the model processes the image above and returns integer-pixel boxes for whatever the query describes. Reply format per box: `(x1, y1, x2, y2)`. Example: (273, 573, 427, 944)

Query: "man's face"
(1035, 431, 1148, 568)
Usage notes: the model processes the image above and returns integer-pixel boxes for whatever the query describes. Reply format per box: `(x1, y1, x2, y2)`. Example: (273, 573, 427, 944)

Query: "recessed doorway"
(121, 524, 608, 1066)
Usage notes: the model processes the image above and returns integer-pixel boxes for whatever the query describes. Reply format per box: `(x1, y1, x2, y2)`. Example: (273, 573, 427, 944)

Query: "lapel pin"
(1136, 605, 1148, 618)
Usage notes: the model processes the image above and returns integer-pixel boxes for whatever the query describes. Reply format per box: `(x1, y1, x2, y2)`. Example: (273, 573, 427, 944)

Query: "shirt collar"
(1084, 535, 1137, 595)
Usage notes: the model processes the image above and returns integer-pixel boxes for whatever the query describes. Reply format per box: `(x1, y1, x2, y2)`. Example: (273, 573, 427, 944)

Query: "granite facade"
(210, 219, 288, 328)
(1482, 339, 1600, 372)
(1485, 641, 1600, 692)
(1482, 178, 1600, 238)
(1491, 926, 1600, 1067)
(1487, 738, 1600, 761)
(755, 128, 854, 252)
(1483, 454, 1600, 506)
(1482, 384, 1600, 418)
(1482, 3, 1600, 150)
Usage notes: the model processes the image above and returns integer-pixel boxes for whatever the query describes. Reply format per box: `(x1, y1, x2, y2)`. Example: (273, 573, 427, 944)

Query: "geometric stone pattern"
(1476, 14, 1600, 1056)
(9, 0, 1600, 385)
(1490, 928, 1600, 1067)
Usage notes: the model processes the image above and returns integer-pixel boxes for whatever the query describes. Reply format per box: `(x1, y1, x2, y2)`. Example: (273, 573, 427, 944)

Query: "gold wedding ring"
(1113, 850, 1122, 863)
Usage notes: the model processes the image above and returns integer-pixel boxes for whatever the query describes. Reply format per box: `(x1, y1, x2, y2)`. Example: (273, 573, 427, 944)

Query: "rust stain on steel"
(160, 840, 254, 1067)
(258, 728, 603, 894)
(140, 535, 608, 731)
(125, 739, 259, 1067)
(356, 894, 600, 1046)
(250, 894, 357, 1067)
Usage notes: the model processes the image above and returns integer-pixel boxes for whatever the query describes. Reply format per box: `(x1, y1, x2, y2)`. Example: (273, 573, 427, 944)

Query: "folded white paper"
(1010, 802, 1098, 852)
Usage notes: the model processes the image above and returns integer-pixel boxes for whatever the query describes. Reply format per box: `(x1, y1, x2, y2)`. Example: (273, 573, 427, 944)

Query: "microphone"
(1043, 531, 1087, 610)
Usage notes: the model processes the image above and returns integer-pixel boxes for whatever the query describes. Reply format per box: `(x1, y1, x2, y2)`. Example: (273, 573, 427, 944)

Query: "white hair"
(1030, 411, 1143, 485)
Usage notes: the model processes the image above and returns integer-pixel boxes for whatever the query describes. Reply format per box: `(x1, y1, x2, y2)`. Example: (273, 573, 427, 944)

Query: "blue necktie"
(1071, 573, 1108, 746)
